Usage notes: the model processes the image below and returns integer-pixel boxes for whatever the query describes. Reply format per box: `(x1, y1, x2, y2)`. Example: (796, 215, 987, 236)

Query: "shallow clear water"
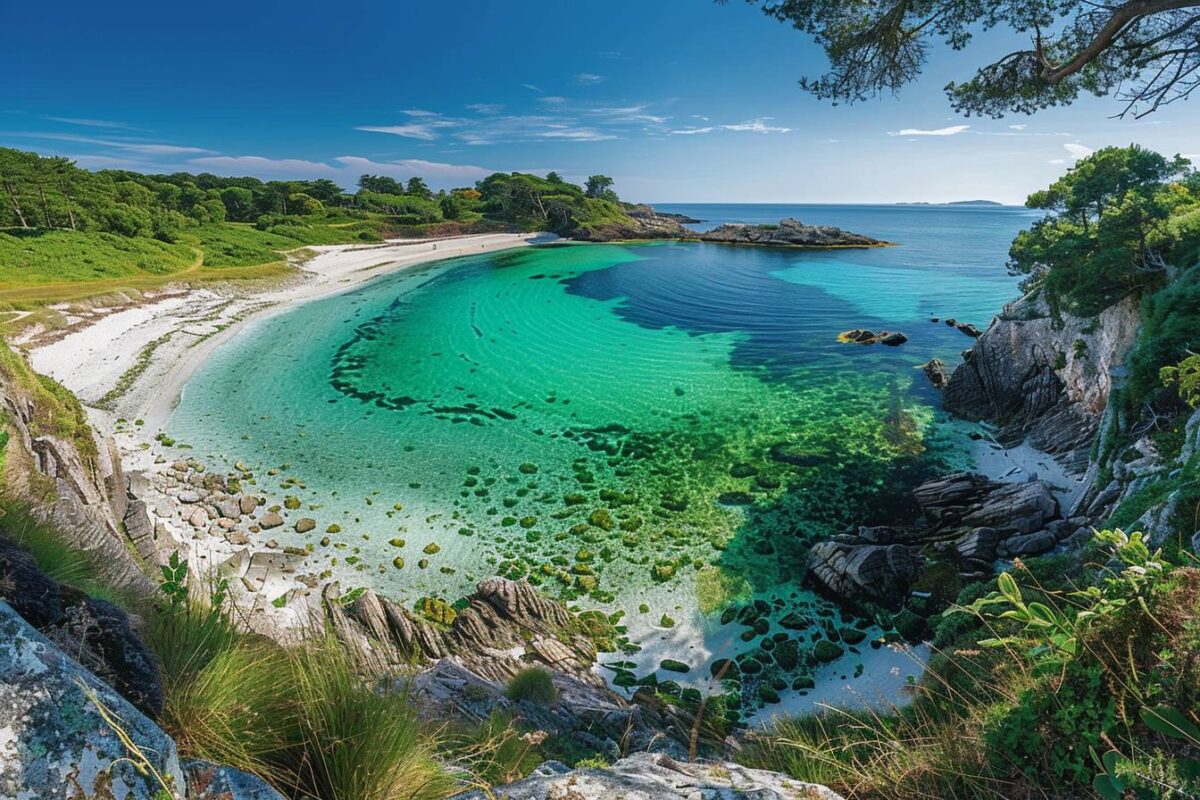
(167, 204, 1037, 713)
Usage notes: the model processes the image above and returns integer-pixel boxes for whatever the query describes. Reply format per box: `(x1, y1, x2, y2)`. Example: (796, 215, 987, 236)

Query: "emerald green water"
(168, 206, 1034, 713)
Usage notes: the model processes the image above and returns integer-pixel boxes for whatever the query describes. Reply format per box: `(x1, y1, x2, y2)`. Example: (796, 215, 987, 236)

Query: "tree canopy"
(732, 0, 1200, 117)
(1008, 144, 1197, 314)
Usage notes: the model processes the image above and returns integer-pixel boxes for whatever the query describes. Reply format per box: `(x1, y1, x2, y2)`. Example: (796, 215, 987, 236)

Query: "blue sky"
(5, 0, 1199, 203)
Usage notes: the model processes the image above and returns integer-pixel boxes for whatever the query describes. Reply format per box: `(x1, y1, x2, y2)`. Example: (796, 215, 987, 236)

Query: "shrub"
(504, 667, 557, 705)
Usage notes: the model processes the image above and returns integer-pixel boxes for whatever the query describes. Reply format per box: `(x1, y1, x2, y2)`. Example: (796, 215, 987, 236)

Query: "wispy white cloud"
(465, 103, 504, 114)
(722, 118, 790, 134)
(1009, 124, 1028, 130)
(669, 117, 790, 136)
(188, 155, 338, 174)
(2, 130, 213, 154)
(1063, 143, 1094, 160)
(522, 83, 543, 93)
(536, 128, 617, 142)
(539, 96, 568, 105)
(888, 124, 970, 136)
(401, 109, 439, 117)
(46, 116, 145, 131)
(333, 156, 494, 182)
(574, 73, 605, 85)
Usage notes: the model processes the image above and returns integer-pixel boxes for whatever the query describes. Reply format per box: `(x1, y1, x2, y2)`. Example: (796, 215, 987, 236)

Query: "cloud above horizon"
(888, 124, 971, 136)
(354, 97, 693, 146)
(669, 117, 790, 136)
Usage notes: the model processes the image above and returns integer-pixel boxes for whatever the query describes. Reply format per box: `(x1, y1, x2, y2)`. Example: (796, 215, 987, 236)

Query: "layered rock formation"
(943, 291, 1141, 469)
(328, 578, 715, 757)
(699, 217, 889, 248)
(806, 472, 1073, 605)
(1, 372, 157, 598)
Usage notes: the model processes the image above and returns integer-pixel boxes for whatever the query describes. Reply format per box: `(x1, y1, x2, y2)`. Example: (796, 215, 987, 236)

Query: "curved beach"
(24, 233, 537, 464)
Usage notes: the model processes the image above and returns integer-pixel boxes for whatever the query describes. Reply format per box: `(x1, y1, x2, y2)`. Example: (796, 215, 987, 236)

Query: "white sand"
(25, 233, 538, 467)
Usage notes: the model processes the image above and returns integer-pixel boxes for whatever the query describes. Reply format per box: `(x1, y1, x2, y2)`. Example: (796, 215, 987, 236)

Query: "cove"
(166, 206, 1035, 716)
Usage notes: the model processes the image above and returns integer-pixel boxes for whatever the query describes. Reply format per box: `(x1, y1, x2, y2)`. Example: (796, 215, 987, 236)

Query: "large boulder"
(806, 537, 922, 605)
(0, 602, 184, 800)
(454, 752, 844, 800)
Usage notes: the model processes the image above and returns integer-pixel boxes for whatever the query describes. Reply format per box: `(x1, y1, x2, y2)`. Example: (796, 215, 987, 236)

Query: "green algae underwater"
(166, 211, 1031, 718)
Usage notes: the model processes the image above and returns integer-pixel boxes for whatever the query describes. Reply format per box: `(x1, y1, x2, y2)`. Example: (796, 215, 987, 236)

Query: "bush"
(504, 667, 557, 705)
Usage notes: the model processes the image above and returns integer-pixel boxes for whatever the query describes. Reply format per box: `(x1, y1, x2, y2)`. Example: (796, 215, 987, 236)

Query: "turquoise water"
(167, 205, 1037, 710)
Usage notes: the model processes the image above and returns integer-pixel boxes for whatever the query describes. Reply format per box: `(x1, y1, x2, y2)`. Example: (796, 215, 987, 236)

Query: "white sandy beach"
(22, 232, 538, 468)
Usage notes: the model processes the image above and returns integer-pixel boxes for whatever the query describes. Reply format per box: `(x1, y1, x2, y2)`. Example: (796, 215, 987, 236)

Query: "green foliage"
(583, 175, 617, 201)
(1007, 145, 1195, 315)
(739, 2, 1200, 118)
(157, 551, 189, 611)
(147, 589, 452, 800)
(504, 667, 557, 705)
(0, 500, 96, 589)
(744, 533, 1200, 798)
(1126, 264, 1200, 404)
(476, 172, 630, 236)
(1161, 353, 1200, 409)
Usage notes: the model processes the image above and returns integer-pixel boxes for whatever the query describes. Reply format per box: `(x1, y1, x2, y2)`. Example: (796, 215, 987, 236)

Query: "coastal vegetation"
(738, 144, 1200, 798)
(737, 1, 1200, 118)
(0, 147, 660, 309)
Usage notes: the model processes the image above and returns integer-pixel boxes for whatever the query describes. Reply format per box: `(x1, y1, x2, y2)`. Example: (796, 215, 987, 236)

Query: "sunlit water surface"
(167, 204, 1037, 717)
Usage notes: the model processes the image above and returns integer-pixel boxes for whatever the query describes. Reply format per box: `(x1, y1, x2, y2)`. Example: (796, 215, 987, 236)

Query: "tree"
(1008, 145, 1193, 313)
(357, 174, 405, 195)
(219, 186, 255, 221)
(730, 1, 1200, 118)
(546, 171, 565, 183)
(439, 194, 463, 220)
(287, 192, 323, 216)
(584, 175, 617, 200)
(406, 176, 432, 200)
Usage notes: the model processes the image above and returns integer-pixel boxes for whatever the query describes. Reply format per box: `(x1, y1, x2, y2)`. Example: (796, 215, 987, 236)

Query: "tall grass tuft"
(287, 634, 453, 800)
(0, 500, 96, 589)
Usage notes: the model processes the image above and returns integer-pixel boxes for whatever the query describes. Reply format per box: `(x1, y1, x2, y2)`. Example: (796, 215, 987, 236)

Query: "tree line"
(0, 146, 626, 240)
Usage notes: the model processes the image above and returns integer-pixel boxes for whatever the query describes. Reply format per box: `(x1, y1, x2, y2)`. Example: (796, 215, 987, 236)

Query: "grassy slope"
(0, 217, 383, 308)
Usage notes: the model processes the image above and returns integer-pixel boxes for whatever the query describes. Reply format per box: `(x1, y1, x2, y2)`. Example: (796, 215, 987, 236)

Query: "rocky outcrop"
(922, 358, 951, 389)
(943, 292, 1141, 469)
(807, 530, 922, 605)
(806, 473, 1066, 604)
(572, 205, 690, 241)
(699, 218, 889, 248)
(838, 329, 908, 346)
(0, 536, 163, 716)
(1, 379, 156, 598)
(454, 752, 844, 800)
(0, 601, 185, 800)
(330, 578, 601, 684)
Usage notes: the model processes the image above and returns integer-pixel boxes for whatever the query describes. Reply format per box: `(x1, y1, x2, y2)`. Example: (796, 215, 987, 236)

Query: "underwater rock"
(259, 511, 284, 529)
(836, 329, 907, 346)
(294, 518, 316, 533)
(922, 358, 951, 389)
